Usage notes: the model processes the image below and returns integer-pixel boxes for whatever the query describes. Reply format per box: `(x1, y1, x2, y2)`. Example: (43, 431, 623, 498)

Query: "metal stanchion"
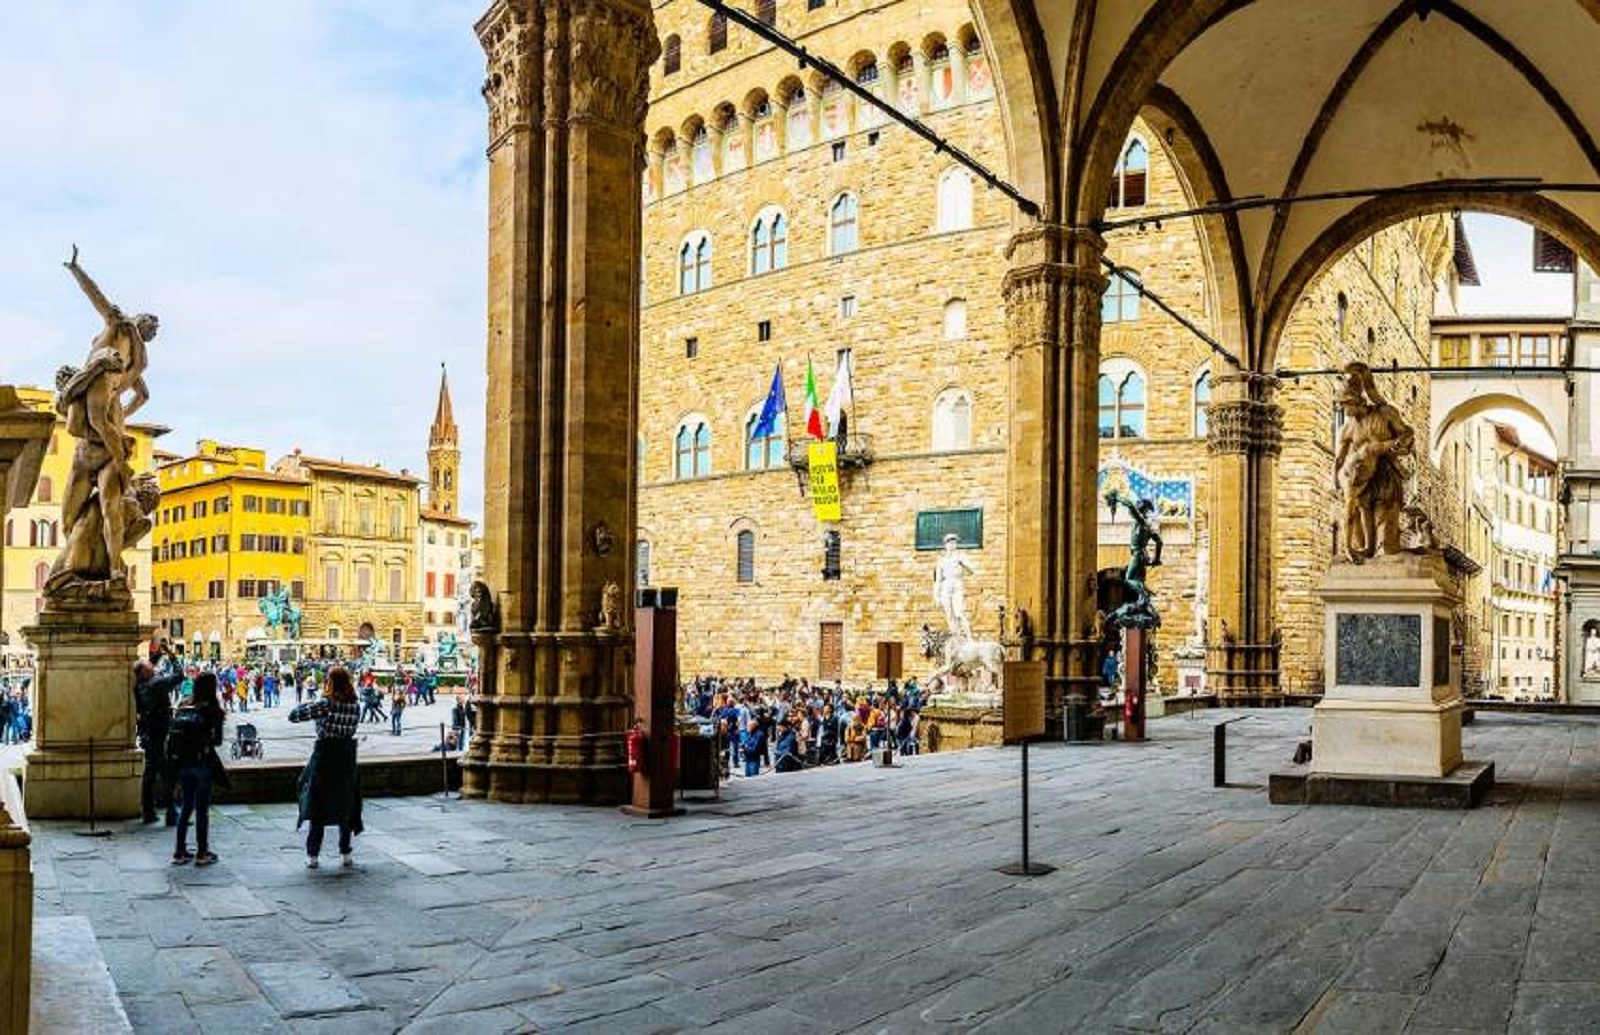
(434, 722, 456, 804)
(74, 737, 111, 838)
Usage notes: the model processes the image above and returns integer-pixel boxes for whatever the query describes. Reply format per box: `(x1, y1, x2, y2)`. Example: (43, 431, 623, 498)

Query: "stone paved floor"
(27, 709, 1600, 1034)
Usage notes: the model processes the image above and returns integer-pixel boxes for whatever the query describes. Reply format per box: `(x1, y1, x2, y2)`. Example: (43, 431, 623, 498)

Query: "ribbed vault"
(979, 0, 1600, 366)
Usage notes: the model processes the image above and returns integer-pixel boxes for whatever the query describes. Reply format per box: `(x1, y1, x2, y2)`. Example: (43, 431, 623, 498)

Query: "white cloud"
(0, 1, 490, 521)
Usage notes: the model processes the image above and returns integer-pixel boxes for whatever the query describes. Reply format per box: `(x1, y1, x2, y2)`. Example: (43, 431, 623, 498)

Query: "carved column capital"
(568, 0, 659, 131)
(1206, 377, 1285, 457)
(478, 0, 541, 152)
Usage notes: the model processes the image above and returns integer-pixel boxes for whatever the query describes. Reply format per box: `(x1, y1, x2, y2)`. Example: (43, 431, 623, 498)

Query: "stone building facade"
(271, 452, 424, 649)
(635, 0, 1465, 690)
(150, 441, 311, 658)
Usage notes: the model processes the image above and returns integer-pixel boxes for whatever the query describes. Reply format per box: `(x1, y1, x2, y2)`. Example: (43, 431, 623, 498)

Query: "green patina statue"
(1105, 488, 1163, 631)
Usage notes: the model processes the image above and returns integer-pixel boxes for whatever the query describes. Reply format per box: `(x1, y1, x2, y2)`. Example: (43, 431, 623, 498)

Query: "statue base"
(20, 606, 150, 820)
(1278, 551, 1491, 805)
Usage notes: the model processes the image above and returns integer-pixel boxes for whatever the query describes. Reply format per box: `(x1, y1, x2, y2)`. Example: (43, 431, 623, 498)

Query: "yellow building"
(272, 451, 424, 650)
(2, 386, 165, 651)
(150, 441, 311, 657)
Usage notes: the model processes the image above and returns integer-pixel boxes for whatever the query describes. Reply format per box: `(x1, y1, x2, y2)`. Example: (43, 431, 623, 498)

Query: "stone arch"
(1263, 193, 1600, 371)
(1431, 391, 1565, 463)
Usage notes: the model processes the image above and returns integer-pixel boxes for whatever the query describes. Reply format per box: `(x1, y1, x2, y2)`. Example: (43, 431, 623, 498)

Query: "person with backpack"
(389, 683, 406, 736)
(134, 659, 183, 825)
(289, 666, 364, 869)
(167, 673, 225, 866)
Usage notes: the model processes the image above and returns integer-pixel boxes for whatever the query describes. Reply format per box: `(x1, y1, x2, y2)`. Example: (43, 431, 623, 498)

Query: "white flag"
(823, 349, 853, 431)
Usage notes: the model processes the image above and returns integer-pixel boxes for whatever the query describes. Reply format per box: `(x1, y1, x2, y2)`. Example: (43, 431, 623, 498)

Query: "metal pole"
(436, 722, 453, 802)
(1021, 738, 1030, 870)
(75, 737, 110, 838)
(1214, 723, 1226, 788)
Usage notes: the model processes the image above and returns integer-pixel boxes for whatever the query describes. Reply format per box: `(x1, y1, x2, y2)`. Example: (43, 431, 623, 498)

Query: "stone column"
(1004, 225, 1107, 737)
(1205, 372, 1284, 700)
(463, 0, 657, 805)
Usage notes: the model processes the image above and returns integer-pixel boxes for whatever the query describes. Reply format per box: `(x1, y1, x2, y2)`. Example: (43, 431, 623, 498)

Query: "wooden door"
(819, 622, 844, 682)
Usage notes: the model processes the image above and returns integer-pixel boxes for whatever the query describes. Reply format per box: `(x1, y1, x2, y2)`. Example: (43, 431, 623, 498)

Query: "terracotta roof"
(287, 453, 422, 485)
(420, 508, 474, 526)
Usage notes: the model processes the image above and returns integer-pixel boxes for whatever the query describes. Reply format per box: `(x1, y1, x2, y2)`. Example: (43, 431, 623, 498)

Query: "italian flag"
(804, 356, 826, 439)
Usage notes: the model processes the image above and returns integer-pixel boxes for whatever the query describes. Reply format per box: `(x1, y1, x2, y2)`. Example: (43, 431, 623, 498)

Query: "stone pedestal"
(0, 769, 32, 1035)
(1272, 551, 1493, 807)
(22, 607, 150, 820)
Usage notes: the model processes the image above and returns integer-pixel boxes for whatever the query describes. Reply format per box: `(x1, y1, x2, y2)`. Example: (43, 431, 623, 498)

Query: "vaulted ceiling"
(1007, 0, 1600, 361)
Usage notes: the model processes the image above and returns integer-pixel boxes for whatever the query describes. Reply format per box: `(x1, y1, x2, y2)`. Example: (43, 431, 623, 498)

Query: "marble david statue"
(933, 533, 975, 639)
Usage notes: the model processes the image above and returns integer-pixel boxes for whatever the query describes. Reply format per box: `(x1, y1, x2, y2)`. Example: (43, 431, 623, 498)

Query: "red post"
(625, 596, 685, 817)
(1124, 628, 1148, 742)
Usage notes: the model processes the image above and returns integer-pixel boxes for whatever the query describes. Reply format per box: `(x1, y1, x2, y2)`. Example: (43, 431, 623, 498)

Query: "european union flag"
(752, 362, 786, 440)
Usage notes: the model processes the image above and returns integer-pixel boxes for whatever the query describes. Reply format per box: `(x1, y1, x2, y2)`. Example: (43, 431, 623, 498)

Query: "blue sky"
(0, 2, 489, 518)
(0, 5, 1574, 530)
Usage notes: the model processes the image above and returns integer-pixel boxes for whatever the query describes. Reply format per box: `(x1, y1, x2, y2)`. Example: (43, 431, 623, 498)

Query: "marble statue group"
(45, 247, 161, 605)
(926, 534, 1005, 697)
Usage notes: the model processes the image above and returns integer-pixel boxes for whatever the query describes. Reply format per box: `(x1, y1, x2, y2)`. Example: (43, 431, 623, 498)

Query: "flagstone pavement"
(27, 709, 1600, 1034)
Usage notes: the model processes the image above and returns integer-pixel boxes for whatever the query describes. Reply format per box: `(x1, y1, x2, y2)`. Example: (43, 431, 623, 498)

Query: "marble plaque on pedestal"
(1335, 613, 1419, 687)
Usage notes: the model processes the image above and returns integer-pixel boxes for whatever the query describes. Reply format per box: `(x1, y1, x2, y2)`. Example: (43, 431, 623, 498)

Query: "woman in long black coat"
(287, 665, 364, 868)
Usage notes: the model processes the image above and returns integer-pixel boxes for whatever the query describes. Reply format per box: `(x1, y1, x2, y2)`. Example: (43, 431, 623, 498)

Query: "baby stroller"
(230, 723, 264, 760)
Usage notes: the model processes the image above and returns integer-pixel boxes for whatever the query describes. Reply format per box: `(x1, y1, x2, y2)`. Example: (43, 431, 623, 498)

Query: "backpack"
(166, 708, 211, 767)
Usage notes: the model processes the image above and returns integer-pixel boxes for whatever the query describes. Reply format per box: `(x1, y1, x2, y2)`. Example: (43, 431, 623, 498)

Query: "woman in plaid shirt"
(288, 666, 364, 868)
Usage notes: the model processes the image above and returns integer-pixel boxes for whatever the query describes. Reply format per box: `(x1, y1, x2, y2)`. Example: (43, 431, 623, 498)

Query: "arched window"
(745, 413, 785, 470)
(829, 193, 859, 255)
(708, 11, 727, 53)
(675, 419, 712, 479)
(936, 169, 973, 232)
(1097, 361, 1146, 439)
(943, 298, 967, 340)
(932, 389, 973, 450)
(736, 530, 755, 583)
(1107, 137, 1148, 209)
(750, 209, 788, 274)
(1102, 268, 1141, 323)
(855, 59, 879, 84)
(1193, 368, 1212, 437)
(36, 476, 52, 504)
(678, 232, 712, 294)
(34, 562, 48, 590)
(663, 34, 681, 75)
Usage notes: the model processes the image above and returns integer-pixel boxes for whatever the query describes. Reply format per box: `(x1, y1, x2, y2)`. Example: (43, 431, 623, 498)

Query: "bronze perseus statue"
(45, 246, 161, 604)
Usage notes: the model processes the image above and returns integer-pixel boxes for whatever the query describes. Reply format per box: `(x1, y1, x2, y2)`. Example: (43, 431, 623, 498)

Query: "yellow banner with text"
(808, 441, 842, 522)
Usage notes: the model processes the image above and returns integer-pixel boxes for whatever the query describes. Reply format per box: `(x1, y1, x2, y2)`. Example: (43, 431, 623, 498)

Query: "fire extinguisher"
(625, 723, 646, 774)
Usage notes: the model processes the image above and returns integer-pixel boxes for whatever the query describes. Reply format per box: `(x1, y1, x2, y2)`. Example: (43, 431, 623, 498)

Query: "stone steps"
(30, 915, 130, 1034)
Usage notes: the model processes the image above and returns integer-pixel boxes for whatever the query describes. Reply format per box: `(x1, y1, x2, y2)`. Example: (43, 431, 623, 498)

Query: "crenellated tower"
(428, 364, 459, 515)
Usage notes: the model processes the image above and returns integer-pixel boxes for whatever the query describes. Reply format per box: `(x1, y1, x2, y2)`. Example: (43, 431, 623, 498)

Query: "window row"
(1436, 332, 1564, 368)
(4, 518, 60, 548)
(649, 26, 992, 199)
(155, 534, 305, 561)
(423, 572, 459, 598)
(659, 387, 978, 481)
(1097, 361, 1211, 441)
(636, 527, 840, 586)
(319, 564, 409, 604)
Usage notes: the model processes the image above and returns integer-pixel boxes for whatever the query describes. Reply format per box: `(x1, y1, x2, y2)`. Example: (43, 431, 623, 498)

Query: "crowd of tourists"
(0, 678, 32, 744)
(683, 674, 926, 778)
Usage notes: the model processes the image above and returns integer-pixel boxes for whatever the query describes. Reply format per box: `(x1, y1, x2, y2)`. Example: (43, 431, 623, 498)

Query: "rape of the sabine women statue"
(45, 246, 161, 606)
(1104, 488, 1163, 631)
(1333, 361, 1415, 563)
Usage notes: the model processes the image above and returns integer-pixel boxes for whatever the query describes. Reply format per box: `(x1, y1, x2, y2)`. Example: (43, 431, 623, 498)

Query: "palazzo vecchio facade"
(636, 0, 1463, 693)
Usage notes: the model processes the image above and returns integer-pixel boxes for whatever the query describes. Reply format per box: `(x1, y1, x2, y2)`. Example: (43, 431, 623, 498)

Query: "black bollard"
(1213, 722, 1226, 788)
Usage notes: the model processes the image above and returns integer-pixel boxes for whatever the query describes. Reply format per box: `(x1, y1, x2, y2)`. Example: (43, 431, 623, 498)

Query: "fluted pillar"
(1004, 225, 1107, 737)
(464, 0, 657, 804)
(1205, 373, 1285, 700)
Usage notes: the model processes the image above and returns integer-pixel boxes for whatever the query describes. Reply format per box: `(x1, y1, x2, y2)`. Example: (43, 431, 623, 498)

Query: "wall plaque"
(1336, 612, 1421, 687)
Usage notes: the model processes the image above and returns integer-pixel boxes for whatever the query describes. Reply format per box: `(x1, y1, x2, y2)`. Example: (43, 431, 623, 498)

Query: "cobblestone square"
(27, 709, 1600, 1033)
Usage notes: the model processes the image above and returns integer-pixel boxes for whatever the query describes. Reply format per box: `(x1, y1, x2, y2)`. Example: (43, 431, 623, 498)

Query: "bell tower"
(428, 364, 459, 515)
